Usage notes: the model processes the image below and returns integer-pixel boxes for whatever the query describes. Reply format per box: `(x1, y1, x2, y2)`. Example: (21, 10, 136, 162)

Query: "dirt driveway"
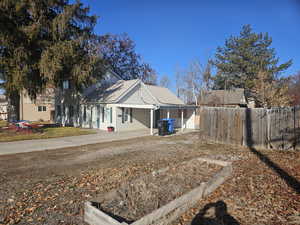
(0, 133, 299, 225)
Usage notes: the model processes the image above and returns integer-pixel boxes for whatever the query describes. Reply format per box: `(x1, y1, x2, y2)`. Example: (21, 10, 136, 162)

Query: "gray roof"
(85, 79, 184, 105)
(199, 88, 247, 105)
(84, 79, 139, 103)
(145, 85, 184, 105)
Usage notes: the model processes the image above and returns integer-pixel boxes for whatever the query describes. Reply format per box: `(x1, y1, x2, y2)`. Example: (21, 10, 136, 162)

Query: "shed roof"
(199, 88, 247, 105)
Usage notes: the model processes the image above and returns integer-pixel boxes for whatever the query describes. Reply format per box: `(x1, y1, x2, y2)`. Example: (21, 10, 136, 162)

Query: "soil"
(0, 132, 299, 225)
(97, 159, 222, 221)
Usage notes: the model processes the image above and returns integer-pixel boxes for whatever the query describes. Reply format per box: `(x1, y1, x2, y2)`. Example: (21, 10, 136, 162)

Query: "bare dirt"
(97, 159, 222, 222)
(0, 132, 299, 225)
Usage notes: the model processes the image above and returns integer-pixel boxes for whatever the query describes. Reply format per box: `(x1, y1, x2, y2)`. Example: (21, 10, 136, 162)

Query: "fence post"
(267, 109, 270, 149)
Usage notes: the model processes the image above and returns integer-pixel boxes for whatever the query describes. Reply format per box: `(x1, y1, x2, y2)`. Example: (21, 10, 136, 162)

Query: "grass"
(0, 120, 8, 128)
(0, 126, 96, 142)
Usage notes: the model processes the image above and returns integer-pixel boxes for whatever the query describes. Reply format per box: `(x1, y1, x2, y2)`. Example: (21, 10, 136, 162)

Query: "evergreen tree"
(212, 25, 292, 93)
(0, 0, 103, 120)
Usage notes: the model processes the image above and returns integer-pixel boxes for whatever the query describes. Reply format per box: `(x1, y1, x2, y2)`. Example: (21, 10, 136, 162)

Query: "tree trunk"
(7, 91, 20, 122)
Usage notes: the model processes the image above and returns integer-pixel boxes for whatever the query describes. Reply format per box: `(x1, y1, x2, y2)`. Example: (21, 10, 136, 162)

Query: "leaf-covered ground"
(0, 132, 299, 225)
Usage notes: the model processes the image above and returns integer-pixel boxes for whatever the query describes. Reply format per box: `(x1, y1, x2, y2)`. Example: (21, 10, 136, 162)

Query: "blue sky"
(83, 0, 300, 89)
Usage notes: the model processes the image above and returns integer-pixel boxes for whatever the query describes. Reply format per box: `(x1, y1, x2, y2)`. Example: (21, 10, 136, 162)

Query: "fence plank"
(198, 106, 300, 150)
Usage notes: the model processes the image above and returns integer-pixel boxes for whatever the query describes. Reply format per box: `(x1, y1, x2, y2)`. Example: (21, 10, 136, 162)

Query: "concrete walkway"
(0, 129, 152, 156)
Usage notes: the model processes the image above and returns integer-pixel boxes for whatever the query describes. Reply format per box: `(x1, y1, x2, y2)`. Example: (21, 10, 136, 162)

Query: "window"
(102, 107, 104, 122)
(77, 105, 80, 116)
(69, 105, 74, 118)
(104, 107, 110, 122)
(124, 109, 129, 122)
(110, 107, 112, 123)
(38, 106, 46, 112)
(63, 80, 69, 89)
(90, 107, 93, 122)
(83, 106, 87, 122)
(63, 105, 65, 116)
(122, 108, 131, 123)
(57, 105, 61, 116)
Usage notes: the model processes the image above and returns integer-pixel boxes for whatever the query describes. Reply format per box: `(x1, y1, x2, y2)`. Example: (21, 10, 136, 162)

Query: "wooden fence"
(198, 106, 300, 150)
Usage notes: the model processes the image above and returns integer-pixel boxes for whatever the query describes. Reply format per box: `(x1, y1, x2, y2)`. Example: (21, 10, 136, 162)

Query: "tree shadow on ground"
(191, 200, 239, 225)
(245, 109, 300, 195)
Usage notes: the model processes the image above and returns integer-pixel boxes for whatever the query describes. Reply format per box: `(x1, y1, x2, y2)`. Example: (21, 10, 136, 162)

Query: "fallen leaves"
(0, 133, 299, 225)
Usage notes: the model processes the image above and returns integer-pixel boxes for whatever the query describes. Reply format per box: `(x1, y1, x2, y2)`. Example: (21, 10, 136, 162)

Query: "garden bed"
(85, 158, 232, 225)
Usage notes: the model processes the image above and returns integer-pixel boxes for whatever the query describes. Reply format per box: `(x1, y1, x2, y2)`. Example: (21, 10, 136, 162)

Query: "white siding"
(80, 104, 117, 130)
(120, 84, 156, 105)
(116, 107, 150, 131)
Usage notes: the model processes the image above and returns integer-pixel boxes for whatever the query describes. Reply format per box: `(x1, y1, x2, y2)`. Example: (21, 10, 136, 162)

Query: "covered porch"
(114, 104, 197, 135)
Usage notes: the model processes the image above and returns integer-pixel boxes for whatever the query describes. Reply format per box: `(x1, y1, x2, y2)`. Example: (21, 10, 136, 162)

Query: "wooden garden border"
(84, 157, 232, 225)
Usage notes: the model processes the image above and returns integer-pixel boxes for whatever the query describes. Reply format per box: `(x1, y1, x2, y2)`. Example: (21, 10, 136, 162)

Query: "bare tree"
(174, 60, 214, 104)
(140, 63, 157, 85)
(203, 61, 213, 90)
(159, 75, 171, 88)
(185, 60, 203, 104)
(175, 66, 183, 98)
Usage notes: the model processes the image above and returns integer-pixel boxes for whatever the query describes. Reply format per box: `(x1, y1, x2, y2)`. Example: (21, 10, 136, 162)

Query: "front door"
(96, 105, 100, 128)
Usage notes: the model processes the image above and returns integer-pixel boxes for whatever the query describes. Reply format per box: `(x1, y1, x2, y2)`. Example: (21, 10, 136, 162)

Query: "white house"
(55, 71, 196, 135)
(0, 94, 8, 120)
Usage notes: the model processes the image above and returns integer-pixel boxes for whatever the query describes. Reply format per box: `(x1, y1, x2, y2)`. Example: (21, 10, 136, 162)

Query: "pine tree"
(0, 0, 103, 121)
(212, 25, 292, 93)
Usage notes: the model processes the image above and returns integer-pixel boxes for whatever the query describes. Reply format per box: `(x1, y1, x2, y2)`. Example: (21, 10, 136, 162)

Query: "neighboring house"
(55, 71, 196, 134)
(199, 88, 249, 108)
(0, 94, 8, 120)
(19, 88, 55, 121)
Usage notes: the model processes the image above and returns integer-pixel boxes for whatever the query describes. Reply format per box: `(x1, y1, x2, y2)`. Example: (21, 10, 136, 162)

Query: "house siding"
(79, 104, 117, 130)
(116, 107, 150, 131)
(20, 90, 55, 121)
(0, 102, 8, 120)
(119, 84, 156, 105)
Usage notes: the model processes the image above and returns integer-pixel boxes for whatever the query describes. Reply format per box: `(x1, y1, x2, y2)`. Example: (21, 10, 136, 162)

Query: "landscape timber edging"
(84, 157, 233, 225)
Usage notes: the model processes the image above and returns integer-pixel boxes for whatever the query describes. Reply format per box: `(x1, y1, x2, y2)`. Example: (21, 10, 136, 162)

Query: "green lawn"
(0, 126, 96, 142)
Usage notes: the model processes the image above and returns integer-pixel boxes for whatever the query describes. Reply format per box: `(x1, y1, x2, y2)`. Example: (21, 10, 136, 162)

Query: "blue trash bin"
(162, 118, 175, 134)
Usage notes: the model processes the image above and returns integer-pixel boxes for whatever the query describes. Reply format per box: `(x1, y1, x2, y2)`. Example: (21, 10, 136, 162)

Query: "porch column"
(150, 108, 154, 135)
(193, 109, 196, 129)
(181, 109, 184, 132)
(167, 109, 170, 119)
